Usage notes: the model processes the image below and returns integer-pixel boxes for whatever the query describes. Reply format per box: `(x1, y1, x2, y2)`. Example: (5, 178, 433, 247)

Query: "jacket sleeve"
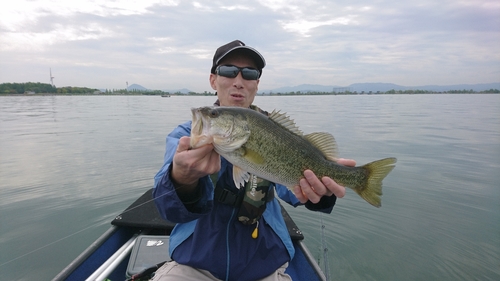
(152, 121, 214, 223)
(275, 184, 336, 213)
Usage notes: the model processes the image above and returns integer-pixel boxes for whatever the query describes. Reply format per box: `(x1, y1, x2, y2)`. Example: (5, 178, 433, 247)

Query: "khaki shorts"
(150, 260, 291, 281)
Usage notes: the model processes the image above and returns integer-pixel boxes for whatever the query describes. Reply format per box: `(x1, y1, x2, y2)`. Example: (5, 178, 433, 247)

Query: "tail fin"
(355, 157, 397, 207)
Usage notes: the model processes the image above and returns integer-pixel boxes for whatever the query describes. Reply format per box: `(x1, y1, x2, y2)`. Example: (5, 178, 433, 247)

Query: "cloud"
(280, 16, 359, 37)
(0, 0, 498, 92)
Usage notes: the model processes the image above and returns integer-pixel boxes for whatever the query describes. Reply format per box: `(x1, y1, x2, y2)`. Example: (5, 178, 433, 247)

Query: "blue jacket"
(153, 120, 336, 281)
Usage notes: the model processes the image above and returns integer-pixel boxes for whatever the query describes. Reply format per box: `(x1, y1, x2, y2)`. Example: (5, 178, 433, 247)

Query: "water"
(1, 94, 499, 281)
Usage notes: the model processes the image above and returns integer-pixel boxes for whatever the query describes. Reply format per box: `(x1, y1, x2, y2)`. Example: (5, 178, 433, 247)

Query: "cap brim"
(215, 46, 266, 70)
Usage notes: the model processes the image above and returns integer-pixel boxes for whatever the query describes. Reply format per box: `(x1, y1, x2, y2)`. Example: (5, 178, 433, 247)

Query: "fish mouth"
(190, 107, 213, 148)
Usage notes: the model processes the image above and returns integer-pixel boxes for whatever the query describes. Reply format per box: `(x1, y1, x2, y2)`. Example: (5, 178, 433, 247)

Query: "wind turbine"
(50, 68, 55, 87)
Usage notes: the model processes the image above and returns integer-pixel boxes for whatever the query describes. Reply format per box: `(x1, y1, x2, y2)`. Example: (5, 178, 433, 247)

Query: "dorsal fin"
(304, 132, 339, 161)
(269, 110, 303, 136)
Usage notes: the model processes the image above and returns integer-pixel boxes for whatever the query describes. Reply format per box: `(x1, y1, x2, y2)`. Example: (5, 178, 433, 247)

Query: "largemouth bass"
(190, 106, 396, 207)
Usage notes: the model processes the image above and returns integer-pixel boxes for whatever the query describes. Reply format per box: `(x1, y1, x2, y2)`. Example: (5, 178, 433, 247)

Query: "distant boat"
(161, 94, 171, 97)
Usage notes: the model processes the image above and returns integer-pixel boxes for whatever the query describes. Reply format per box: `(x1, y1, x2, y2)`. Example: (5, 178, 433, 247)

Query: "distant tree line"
(1, 82, 498, 95)
(0, 82, 56, 94)
(0, 82, 99, 94)
(262, 88, 499, 95)
(108, 89, 170, 95)
(446, 89, 499, 93)
(56, 86, 100, 94)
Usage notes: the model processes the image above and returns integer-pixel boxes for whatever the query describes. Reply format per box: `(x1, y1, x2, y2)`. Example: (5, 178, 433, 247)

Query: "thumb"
(177, 136, 191, 152)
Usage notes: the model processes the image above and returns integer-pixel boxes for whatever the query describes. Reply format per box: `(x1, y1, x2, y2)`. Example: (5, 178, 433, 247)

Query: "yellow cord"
(252, 221, 259, 239)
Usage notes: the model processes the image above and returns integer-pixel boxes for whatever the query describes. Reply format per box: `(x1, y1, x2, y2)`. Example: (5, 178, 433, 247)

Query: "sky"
(1, 0, 499, 92)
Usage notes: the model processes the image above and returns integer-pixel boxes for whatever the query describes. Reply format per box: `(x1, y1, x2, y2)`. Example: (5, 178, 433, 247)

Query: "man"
(152, 40, 355, 281)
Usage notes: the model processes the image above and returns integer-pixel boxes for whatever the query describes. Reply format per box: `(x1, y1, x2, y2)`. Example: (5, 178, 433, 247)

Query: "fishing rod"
(320, 212, 331, 281)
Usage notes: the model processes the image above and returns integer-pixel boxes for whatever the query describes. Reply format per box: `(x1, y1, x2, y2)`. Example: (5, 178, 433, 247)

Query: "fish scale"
(190, 106, 397, 207)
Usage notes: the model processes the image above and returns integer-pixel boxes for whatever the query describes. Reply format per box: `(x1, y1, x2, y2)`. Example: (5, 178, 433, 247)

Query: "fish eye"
(209, 109, 219, 118)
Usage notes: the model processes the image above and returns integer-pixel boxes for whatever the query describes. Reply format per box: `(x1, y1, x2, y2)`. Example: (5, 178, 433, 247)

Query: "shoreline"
(1, 92, 499, 97)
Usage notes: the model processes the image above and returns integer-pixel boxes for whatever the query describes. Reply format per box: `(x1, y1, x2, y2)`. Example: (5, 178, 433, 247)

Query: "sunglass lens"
(241, 68, 259, 80)
(218, 66, 238, 78)
(217, 65, 259, 80)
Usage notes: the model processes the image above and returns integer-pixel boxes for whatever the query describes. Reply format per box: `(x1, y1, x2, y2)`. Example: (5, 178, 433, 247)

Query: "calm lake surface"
(1, 94, 499, 281)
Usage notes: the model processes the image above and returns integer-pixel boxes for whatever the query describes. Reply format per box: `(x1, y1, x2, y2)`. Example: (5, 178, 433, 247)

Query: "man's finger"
(337, 158, 356, 167)
(321, 177, 346, 198)
(293, 186, 308, 204)
(300, 177, 322, 203)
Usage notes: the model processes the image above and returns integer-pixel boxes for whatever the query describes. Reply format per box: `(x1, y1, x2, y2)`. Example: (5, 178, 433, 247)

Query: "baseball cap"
(210, 40, 266, 76)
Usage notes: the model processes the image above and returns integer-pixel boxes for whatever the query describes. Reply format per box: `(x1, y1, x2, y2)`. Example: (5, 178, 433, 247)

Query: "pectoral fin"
(233, 166, 250, 189)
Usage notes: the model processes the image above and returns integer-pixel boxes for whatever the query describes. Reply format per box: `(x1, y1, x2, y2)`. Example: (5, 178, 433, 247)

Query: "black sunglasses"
(215, 65, 260, 80)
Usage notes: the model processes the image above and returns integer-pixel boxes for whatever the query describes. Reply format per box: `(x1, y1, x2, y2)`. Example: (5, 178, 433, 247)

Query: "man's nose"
(232, 72, 244, 87)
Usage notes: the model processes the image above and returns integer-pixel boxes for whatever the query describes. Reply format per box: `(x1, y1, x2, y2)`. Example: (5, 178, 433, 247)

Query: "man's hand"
(293, 158, 356, 204)
(171, 136, 220, 191)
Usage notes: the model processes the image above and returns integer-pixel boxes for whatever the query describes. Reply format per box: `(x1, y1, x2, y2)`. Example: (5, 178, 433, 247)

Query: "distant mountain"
(125, 84, 193, 93)
(127, 83, 148, 91)
(348, 82, 500, 92)
(402, 83, 500, 92)
(262, 84, 340, 94)
(167, 88, 192, 94)
(348, 83, 405, 92)
(261, 82, 500, 94)
(120, 82, 499, 94)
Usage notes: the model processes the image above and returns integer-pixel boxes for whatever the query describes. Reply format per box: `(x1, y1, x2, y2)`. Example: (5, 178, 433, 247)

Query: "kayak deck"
(53, 189, 326, 281)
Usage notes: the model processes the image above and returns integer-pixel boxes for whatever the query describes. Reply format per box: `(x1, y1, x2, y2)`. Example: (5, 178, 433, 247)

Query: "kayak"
(53, 189, 326, 281)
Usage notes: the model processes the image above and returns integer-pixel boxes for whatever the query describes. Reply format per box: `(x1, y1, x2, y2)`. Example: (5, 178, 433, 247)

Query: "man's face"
(209, 52, 260, 108)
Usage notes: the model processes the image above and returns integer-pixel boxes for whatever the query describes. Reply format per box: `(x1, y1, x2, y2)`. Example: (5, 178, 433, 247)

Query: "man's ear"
(209, 73, 217, 90)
